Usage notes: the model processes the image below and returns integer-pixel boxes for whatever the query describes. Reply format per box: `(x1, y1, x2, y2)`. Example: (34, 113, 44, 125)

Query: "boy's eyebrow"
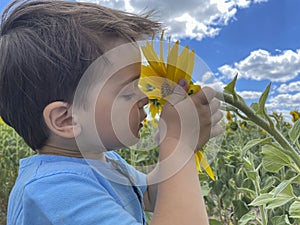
(120, 74, 140, 87)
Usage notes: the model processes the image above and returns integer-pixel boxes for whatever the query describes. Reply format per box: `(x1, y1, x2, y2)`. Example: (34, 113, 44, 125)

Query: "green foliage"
(117, 120, 159, 173)
(0, 122, 33, 225)
(210, 77, 300, 225)
(262, 144, 293, 172)
(289, 119, 300, 144)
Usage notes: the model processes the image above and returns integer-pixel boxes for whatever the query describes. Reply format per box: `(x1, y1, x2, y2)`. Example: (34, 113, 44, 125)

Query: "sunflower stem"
(216, 91, 300, 170)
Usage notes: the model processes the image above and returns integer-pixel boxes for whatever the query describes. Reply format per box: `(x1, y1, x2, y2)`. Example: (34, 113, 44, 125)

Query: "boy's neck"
(38, 144, 106, 161)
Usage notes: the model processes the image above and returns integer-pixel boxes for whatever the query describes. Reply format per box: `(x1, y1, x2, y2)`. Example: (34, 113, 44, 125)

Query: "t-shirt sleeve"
(23, 172, 143, 225)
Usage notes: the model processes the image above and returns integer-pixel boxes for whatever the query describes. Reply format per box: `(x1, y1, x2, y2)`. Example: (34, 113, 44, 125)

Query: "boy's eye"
(121, 81, 139, 100)
(122, 93, 135, 100)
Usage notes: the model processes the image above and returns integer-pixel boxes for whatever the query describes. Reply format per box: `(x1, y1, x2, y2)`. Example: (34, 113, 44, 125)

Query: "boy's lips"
(139, 114, 147, 128)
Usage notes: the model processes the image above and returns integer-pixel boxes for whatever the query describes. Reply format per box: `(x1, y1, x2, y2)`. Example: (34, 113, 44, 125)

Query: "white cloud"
(77, 0, 268, 40)
(218, 49, 300, 82)
(266, 92, 300, 111)
(264, 93, 300, 121)
(254, 0, 268, 3)
(277, 81, 300, 93)
(237, 91, 262, 99)
(206, 80, 226, 92)
(194, 79, 225, 92)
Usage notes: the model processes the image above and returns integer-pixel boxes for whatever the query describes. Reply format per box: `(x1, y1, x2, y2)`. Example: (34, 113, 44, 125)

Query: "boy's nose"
(138, 94, 149, 108)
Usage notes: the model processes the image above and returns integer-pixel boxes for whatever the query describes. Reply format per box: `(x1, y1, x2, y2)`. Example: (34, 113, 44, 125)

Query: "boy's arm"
(150, 138, 209, 225)
(148, 82, 222, 225)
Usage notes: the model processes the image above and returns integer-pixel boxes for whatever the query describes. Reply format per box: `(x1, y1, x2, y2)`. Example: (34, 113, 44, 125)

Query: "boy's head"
(0, 0, 160, 150)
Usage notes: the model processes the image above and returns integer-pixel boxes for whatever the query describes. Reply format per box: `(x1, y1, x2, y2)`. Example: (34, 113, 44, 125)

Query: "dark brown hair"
(0, 0, 161, 150)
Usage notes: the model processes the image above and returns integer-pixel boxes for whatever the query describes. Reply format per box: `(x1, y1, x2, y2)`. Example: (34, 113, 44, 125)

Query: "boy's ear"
(43, 101, 81, 138)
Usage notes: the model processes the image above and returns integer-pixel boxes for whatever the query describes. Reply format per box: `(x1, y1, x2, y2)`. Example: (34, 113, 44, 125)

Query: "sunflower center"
(161, 80, 173, 98)
(146, 83, 154, 92)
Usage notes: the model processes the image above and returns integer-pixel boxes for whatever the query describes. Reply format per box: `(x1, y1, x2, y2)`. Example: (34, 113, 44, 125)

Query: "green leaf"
(273, 175, 299, 197)
(224, 74, 239, 102)
(260, 178, 275, 194)
(251, 185, 294, 209)
(257, 82, 271, 115)
(242, 137, 272, 153)
(212, 180, 224, 196)
(209, 219, 223, 225)
(271, 215, 291, 225)
(262, 144, 293, 172)
(237, 187, 256, 196)
(224, 74, 238, 94)
(289, 201, 300, 218)
(265, 184, 295, 209)
(293, 174, 300, 184)
(134, 154, 148, 163)
(246, 170, 258, 181)
(243, 157, 254, 171)
(250, 193, 273, 206)
(200, 184, 211, 196)
(288, 119, 300, 144)
(238, 211, 256, 225)
(233, 200, 250, 219)
(250, 102, 259, 112)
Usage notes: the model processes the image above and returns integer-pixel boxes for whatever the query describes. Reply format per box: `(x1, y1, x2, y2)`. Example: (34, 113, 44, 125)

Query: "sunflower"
(140, 32, 201, 117)
(290, 110, 300, 123)
(140, 32, 214, 179)
(226, 111, 233, 122)
(239, 121, 248, 130)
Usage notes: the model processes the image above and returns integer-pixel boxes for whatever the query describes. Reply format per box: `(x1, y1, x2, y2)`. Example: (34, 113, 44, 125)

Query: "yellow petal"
(200, 153, 215, 181)
(174, 45, 189, 83)
(141, 42, 166, 75)
(149, 101, 160, 119)
(141, 65, 159, 78)
(166, 40, 180, 82)
(194, 151, 202, 174)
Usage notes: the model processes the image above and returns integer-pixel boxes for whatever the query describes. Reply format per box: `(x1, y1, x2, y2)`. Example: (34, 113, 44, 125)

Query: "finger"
(197, 87, 216, 105)
(209, 98, 221, 114)
(211, 110, 224, 125)
(166, 79, 188, 105)
(210, 124, 224, 138)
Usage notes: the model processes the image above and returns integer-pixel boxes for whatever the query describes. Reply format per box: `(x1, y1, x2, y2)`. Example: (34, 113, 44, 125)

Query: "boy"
(0, 0, 223, 224)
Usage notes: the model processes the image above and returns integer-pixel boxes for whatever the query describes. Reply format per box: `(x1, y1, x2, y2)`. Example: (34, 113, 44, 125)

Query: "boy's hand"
(158, 79, 223, 151)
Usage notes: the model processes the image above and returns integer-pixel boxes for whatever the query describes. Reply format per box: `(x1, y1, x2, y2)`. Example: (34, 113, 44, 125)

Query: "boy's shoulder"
(19, 152, 122, 181)
(8, 152, 146, 225)
(20, 154, 96, 179)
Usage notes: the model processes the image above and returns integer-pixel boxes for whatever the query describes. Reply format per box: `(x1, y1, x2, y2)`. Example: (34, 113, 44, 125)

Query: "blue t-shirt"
(7, 151, 147, 225)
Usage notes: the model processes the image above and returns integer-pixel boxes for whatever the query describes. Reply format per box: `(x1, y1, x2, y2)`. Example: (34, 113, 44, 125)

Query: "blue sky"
(1, 0, 300, 121)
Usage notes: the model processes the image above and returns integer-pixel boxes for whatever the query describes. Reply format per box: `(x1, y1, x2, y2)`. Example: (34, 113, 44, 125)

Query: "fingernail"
(178, 79, 185, 87)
